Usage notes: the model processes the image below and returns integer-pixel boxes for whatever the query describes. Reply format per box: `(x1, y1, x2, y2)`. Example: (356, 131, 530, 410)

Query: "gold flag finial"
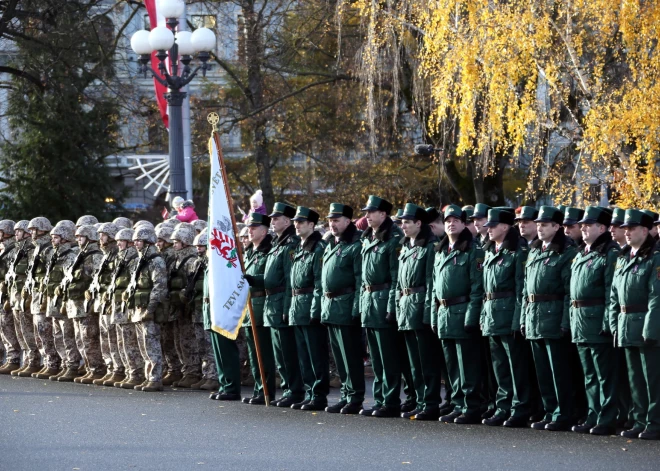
(207, 112, 220, 132)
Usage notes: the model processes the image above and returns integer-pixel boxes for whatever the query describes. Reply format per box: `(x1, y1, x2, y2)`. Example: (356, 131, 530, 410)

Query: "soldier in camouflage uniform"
(192, 220, 207, 235)
(89, 222, 125, 386)
(5, 221, 41, 374)
(125, 227, 168, 392)
(170, 222, 203, 388)
(110, 228, 144, 389)
(43, 222, 82, 381)
(0, 220, 22, 374)
(154, 223, 183, 385)
(22, 217, 59, 375)
(63, 225, 105, 384)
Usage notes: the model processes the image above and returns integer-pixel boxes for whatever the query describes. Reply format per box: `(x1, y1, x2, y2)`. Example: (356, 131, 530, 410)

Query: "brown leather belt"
(571, 299, 605, 308)
(484, 291, 515, 301)
(265, 286, 286, 296)
(621, 304, 647, 314)
(400, 286, 426, 296)
(324, 286, 356, 299)
(527, 294, 563, 303)
(436, 295, 469, 308)
(251, 290, 266, 298)
(292, 287, 315, 296)
(363, 283, 390, 293)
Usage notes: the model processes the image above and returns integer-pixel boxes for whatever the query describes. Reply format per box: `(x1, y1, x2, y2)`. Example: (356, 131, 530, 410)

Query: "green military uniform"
(321, 204, 365, 412)
(264, 203, 304, 404)
(432, 205, 484, 422)
(360, 196, 404, 416)
(396, 204, 442, 419)
(481, 208, 530, 425)
(521, 206, 577, 429)
(289, 207, 329, 408)
(569, 207, 620, 434)
(242, 213, 277, 403)
(610, 209, 660, 439)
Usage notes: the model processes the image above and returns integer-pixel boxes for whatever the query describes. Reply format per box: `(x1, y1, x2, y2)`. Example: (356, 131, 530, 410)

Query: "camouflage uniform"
(66, 225, 105, 376)
(127, 236, 168, 386)
(109, 233, 144, 383)
(0, 223, 20, 366)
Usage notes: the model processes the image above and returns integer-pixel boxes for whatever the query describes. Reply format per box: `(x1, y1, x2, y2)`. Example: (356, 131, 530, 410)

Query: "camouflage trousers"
(116, 323, 144, 378)
(176, 315, 200, 377)
(0, 309, 21, 364)
(12, 311, 40, 367)
(160, 321, 182, 375)
(33, 314, 60, 369)
(196, 323, 217, 380)
(73, 314, 104, 374)
(52, 318, 81, 369)
(136, 320, 163, 382)
(99, 314, 124, 374)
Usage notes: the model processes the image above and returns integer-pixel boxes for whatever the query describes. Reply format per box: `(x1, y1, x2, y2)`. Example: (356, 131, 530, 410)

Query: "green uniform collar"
(435, 227, 473, 253)
(619, 234, 656, 261)
(403, 224, 434, 247)
(301, 231, 323, 252)
(482, 226, 523, 253)
(530, 229, 570, 254)
(361, 216, 396, 242)
(274, 224, 296, 247)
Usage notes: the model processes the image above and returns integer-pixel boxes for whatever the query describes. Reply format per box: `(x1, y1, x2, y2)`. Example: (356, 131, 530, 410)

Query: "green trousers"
(617, 347, 633, 423)
(403, 327, 443, 411)
(489, 334, 530, 419)
(367, 326, 401, 408)
(328, 324, 365, 404)
(271, 326, 304, 400)
(442, 337, 482, 416)
(625, 346, 660, 433)
(577, 343, 618, 427)
(530, 338, 573, 422)
(397, 330, 416, 405)
(244, 326, 276, 400)
(481, 336, 497, 412)
(210, 331, 241, 395)
(294, 324, 329, 402)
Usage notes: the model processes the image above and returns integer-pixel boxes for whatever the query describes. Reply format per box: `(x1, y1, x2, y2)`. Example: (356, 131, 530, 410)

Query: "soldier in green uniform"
(641, 210, 659, 241)
(242, 213, 277, 405)
(515, 206, 539, 244)
(470, 203, 491, 247)
(569, 206, 620, 435)
(610, 208, 627, 249)
(393, 209, 404, 227)
(481, 208, 530, 427)
(427, 208, 446, 240)
(433, 205, 484, 424)
(263, 203, 304, 407)
(289, 207, 329, 411)
(563, 207, 585, 247)
(358, 196, 404, 418)
(522, 206, 577, 431)
(610, 209, 660, 440)
(396, 204, 442, 420)
(322, 204, 364, 414)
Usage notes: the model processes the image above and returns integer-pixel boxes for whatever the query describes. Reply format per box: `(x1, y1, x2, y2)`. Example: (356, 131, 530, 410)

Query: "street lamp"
(130, 0, 216, 201)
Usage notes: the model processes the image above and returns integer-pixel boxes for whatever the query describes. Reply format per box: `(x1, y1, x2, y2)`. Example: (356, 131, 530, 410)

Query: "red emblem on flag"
(211, 227, 238, 268)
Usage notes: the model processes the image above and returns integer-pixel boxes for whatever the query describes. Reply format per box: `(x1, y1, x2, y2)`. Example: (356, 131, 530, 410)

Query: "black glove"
(599, 330, 613, 338)
(352, 316, 361, 326)
(520, 325, 526, 338)
(464, 324, 479, 334)
(310, 317, 321, 325)
(282, 314, 289, 325)
(431, 324, 438, 335)
(643, 337, 658, 347)
(243, 275, 255, 286)
(385, 312, 396, 324)
(561, 327, 571, 339)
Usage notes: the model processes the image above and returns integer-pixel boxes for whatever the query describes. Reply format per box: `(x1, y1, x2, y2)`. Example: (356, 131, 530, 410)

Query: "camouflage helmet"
(134, 220, 155, 231)
(15, 220, 30, 232)
(192, 219, 208, 233)
(155, 224, 174, 244)
(193, 231, 208, 246)
(172, 222, 195, 246)
(115, 228, 134, 242)
(76, 215, 98, 227)
(50, 224, 75, 242)
(164, 217, 179, 226)
(55, 220, 77, 235)
(97, 222, 119, 240)
(132, 227, 157, 244)
(75, 224, 99, 242)
(112, 217, 133, 229)
(28, 217, 53, 232)
(93, 223, 102, 230)
(0, 220, 15, 236)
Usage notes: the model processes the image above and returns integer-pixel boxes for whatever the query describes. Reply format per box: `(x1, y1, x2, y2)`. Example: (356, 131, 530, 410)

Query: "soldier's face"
(625, 225, 648, 248)
(401, 219, 421, 238)
(518, 220, 537, 238)
(465, 221, 477, 237)
(100, 234, 110, 245)
(30, 228, 39, 240)
(610, 225, 626, 245)
(248, 225, 267, 243)
(240, 235, 250, 249)
(536, 222, 559, 242)
(365, 210, 386, 229)
(473, 217, 488, 235)
(76, 235, 87, 247)
(15, 229, 25, 240)
(581, 223, 605, 245)
(487, 223, 508, 242)
(329, 216, 350, 236)
(271, 216, 289, 235)
(196, 245, 206, 255)
(294, 220, 314, 239)
(134, 240, 145, 250)
(173, 241, 183, 251)
(444, 216, 465, 236)
(563, 224, 582, 241)
(51, 235, 62, 246)
(156, 239, 170, 251)
(429, 220, 445, 237)
(118, 240, 128, 250)
(651, 226, 659, 238)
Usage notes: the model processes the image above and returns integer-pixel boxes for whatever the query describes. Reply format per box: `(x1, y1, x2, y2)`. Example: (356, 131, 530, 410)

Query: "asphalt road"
(0, 375, 657, 471)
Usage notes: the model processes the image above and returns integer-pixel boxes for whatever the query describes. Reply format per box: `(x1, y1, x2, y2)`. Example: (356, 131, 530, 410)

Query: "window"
(191, 15, 216, 30)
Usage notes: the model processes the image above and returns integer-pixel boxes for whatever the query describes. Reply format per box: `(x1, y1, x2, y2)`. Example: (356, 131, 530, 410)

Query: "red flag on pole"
(144, 0, 169, 129)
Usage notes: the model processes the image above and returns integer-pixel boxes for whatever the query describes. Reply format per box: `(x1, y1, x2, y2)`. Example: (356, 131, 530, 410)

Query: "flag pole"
(209, 124, 271, 406)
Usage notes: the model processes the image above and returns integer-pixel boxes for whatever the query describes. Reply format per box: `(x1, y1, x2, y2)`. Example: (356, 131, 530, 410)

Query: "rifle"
(183, 256, 207, 308)
(6, 239, 30, 289)
(21, 242, 42, 312)
(35, 247, 60, 309)
(100, 250, 129, 315)
(86, 249, 116, 314)
(121, 245, 150, 312)
(54, 242, 90, 307)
